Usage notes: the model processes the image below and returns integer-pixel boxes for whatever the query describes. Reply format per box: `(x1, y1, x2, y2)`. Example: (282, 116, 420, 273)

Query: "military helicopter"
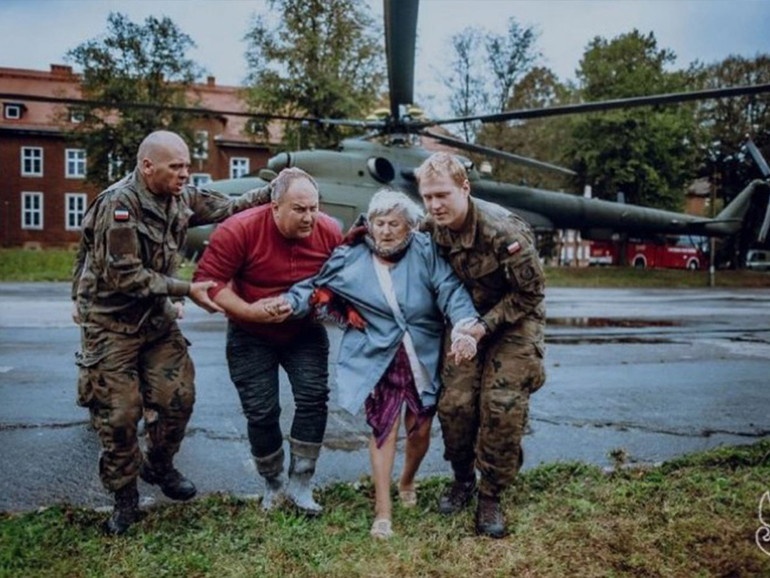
(183, 0, 770, 260)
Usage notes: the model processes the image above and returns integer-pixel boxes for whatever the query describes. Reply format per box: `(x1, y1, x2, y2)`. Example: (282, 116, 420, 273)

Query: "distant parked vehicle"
(745, 249, 770, 271)
(589, 236, 705, 270)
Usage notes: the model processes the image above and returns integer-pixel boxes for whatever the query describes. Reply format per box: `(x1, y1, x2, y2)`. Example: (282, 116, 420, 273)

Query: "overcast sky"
(1, 0, 768, 117)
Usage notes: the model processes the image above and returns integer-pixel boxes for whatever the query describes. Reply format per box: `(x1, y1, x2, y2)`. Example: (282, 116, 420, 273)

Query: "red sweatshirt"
(194, 204, 342, 341)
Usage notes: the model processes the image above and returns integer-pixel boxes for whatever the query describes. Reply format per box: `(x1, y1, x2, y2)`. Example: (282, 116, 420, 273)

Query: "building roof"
(0, 64, 282, 144)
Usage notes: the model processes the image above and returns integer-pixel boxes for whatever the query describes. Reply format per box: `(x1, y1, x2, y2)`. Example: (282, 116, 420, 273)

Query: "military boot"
(438, 461, 477, 515)
(475, 494, 505, 538)
(286, 438, 323, 516)
(104, 480, 140, 536)
(255, 447, 286, 511)
(140, 460, 197, 501)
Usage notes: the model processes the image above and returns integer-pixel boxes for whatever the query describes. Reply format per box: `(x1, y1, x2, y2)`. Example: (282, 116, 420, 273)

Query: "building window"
(192, 130, 209, 160)
(4, 103, 22, 119)
(21, 147, 43, 176)
(65, 149, 87, 179)
(191, 173, 212, 188)
(230, 157, 250, 179)
(21, 192, 43, 230)
(70, 110, 85, 123)
(108, 153, 126, 182)
(65, 193, 87, 230)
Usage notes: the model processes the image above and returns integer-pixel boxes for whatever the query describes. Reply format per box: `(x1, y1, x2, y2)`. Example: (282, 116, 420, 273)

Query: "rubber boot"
(438, 460, 477, 515)
(104, 479, 140, 536)
(475, 494, 505, 538)
(255, 447, 286, 511)
(140, 459, 197, 501)
(286, 438, 323, 516)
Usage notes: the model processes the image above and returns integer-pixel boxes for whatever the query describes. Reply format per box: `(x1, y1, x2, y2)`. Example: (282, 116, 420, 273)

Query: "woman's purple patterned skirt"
(365, 343, 435, 448)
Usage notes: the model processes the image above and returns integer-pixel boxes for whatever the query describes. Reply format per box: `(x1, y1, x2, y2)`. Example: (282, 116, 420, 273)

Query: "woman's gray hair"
(366, 189, 424, 228)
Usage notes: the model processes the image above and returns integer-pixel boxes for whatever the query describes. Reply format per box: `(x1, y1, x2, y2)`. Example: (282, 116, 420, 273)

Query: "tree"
(243, 0, 385, 150)
(442, 27, 486, 142)
(698, 54, 770, 200)
(66, 13, 202, 188)
(441, 18, 544, 180)
(568, 30, 702, 210)
(474, 66, 576, 189)
(486, 19, 540, 115)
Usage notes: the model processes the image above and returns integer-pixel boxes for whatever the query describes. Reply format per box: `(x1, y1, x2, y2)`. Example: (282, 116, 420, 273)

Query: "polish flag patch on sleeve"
(113, 208, 130, 222)
(507, 240, 521, 255)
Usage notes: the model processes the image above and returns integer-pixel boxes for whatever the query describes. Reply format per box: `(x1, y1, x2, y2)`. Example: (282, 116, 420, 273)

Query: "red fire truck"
(589, 236, 706, 270)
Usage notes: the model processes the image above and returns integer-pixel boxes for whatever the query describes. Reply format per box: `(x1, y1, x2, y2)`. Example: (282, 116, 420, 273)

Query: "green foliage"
(2, 441, 770, 577)
(698, 54, 770, 200)
(243, 0, 385, 150)
(568, 30, 703, 210)
(476, 66, 576, 189)
(442, 18, 540, 137)
(65, 13, 203, 189)
(441, 19, 571, 188)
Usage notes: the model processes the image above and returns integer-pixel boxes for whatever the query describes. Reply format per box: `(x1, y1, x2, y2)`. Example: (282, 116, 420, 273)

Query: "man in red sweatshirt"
(194, 167, 342, 514)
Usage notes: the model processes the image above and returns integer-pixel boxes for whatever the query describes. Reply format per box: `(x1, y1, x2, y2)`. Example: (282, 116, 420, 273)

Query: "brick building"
(0, 64, 278, 248)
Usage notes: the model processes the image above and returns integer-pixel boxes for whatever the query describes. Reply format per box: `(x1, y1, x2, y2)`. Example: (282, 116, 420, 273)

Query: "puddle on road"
(548, 318, 681, 328)
(547, 336, 676, 345)
(546, 317, 683, 345)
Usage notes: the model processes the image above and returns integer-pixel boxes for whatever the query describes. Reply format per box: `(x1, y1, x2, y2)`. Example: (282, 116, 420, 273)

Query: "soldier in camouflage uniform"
(72, 131, 271, 534)
(416, 152, 546, 538)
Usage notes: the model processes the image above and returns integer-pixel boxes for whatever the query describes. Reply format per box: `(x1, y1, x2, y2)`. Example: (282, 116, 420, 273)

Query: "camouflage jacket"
(72, 169, 271, 334)
(426, 197, 545, 346)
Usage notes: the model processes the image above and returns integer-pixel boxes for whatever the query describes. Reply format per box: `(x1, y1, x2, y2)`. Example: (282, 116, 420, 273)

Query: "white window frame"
(192, 130, 209, 160)
(21, 192, 44, 230)
(65, 148, 87, 179)
(107, 153, 125, 182)
(21, 147, 43, 177)
(191, 173, 212, 188)
(230, 157, 250, 179)
(65, 193, 87, 231)
(4, 104, 21, 119)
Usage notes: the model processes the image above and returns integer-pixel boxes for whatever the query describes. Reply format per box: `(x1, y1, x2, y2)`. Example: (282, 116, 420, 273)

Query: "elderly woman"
(279, 189, 481, 539)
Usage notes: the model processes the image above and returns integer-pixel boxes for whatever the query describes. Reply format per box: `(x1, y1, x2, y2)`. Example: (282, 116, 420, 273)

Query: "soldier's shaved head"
(137, 131, 188, 165)
(137, 131, 191, 196)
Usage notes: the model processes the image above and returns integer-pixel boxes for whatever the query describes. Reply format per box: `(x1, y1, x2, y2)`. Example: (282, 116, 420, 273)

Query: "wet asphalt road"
(1, 282, 769, 512)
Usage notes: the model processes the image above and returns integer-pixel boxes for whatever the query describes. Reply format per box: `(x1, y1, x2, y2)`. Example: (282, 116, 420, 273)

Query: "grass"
(2, 441, 770, 577)
(2, 248, 769, 287)
(545, 265, 770, 288)
(0, 249, 77, 282)
(0, 249, 194, 282)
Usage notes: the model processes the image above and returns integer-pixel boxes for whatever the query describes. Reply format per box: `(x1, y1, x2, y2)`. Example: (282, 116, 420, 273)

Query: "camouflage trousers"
(75, 319, 195, 492)
(438, 326, 545, 497)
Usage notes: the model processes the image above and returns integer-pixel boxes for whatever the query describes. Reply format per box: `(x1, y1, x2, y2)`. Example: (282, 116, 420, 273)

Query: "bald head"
(137, 131, 188, 165)
(137, 131, 191, 196)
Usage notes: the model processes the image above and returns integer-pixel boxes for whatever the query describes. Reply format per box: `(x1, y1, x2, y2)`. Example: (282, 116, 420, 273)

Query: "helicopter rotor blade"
(423, 83, 770, 127)
(384, 0, 419, 120)
(420, 129, 576, 177)
(313, 118, 385, 129)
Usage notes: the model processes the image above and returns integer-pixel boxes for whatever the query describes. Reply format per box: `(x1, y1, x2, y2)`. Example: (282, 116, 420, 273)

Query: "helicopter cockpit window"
(367, 157, 395, 183)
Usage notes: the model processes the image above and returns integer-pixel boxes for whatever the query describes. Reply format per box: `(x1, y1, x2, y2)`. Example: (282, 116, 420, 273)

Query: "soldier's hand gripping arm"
(185, 183, 272, 227)
(188, 281, 224, 314)
(480, 235, 545, 334)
